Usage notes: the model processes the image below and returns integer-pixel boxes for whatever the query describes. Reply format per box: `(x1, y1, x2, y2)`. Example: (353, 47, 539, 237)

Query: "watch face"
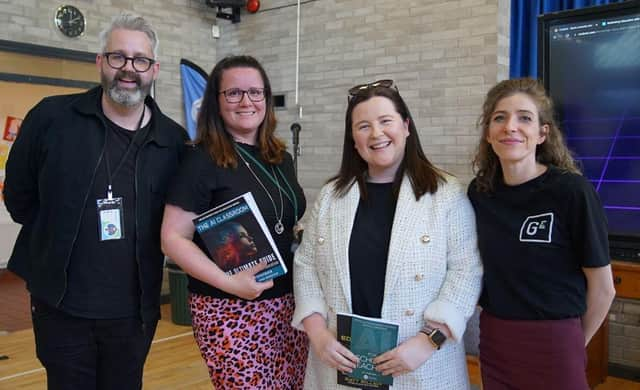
(54, 5, 85, 38)
(431, 329, 447, 347)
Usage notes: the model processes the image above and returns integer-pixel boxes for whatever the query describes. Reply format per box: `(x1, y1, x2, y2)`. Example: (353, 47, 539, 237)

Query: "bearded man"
(3, 13, 187, 390)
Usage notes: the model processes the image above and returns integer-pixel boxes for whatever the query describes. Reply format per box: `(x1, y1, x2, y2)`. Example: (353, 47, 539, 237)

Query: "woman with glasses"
(161, 55, 308, 389)
(292, 81, 482, 389)
(468, 78, 615, 389)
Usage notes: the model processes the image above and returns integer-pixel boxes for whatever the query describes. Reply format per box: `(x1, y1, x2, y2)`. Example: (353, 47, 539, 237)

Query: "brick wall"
(216, 0, 511, 201)
(0, 0, 510, 199)
(0, 0, 219, 124)
(609, 298, 640, 369)
(3, 0, 639, 374)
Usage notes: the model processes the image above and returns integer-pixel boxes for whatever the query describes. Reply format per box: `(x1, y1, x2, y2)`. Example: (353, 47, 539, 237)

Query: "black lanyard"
(104, 105, 146, 199)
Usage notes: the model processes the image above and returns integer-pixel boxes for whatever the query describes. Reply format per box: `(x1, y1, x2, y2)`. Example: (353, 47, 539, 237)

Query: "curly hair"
(472, 77, 580, 192)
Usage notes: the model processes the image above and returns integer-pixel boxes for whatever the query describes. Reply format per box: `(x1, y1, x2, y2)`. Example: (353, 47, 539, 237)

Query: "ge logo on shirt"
(519, 212, 554, 243)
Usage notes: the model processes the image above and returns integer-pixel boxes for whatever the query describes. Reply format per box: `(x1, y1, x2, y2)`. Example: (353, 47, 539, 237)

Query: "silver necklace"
(237, 150, 285, 235)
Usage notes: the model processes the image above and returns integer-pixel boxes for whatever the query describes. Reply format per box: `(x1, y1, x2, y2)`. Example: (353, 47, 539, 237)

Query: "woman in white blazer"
(292, 80, 483, 389)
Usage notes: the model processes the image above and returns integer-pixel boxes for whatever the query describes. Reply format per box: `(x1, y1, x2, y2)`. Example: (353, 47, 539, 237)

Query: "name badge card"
(97, 197, 124, 241)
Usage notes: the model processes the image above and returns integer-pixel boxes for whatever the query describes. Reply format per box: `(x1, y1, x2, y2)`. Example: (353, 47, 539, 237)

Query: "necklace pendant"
(275, 220, 284, 235)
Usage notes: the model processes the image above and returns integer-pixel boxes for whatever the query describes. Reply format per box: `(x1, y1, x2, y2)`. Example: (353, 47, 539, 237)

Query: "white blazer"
(293, 175, 482, 390)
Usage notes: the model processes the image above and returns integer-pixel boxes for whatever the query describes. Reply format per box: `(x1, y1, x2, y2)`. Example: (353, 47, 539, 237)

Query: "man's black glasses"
(103, 52, 156, 73)
(348, 79, 397, 98)
(219, 88, 266, 103)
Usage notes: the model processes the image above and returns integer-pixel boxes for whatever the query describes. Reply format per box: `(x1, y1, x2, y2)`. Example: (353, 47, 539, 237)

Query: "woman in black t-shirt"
(160, 55, 307, 389)
(468, 78, 615, 389)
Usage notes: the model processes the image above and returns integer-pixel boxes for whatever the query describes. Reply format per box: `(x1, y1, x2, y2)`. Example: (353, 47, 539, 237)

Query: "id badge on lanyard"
(96, 105, 145, 242)
(97, 191, 124, 241)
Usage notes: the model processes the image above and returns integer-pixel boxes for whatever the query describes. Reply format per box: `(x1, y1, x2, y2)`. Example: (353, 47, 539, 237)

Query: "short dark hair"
(196, 55, 285, 167)
(332, 85, 446, 200)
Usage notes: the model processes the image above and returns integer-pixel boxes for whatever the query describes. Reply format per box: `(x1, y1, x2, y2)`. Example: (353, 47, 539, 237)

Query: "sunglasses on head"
(348, 79, 398, 99)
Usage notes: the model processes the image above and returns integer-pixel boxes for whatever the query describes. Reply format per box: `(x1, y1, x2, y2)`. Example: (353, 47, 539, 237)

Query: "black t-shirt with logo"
(467, 166, 610, 320)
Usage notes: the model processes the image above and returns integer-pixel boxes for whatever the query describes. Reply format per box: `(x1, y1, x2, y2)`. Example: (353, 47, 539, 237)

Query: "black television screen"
(538, 1, 640, 258)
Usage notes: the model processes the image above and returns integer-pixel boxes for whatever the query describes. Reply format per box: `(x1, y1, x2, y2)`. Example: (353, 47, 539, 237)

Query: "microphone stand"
(290, 122, 301, 177)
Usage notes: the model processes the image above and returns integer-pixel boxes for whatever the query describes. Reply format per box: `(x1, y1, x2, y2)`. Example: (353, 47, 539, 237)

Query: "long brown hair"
(332, 86, 446, 200)
(472, 77, 580, 192)
(195, 55, 286, 167)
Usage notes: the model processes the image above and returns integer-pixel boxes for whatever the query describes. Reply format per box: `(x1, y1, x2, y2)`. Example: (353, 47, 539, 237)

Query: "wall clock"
(54, 5, 86, 38)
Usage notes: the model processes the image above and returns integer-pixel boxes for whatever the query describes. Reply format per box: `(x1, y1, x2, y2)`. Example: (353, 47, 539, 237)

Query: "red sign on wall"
(3, 116, 22, 142)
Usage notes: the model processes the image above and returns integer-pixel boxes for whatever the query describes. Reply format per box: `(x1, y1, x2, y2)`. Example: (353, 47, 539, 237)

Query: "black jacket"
(3, 87, 188, 324)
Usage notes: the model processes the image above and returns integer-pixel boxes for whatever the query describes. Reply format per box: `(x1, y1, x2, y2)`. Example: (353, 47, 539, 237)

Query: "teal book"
(336, 312, 399, 389)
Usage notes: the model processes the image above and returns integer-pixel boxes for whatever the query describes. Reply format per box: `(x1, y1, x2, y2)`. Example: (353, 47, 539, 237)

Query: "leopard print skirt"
(189, 292, 309, 389)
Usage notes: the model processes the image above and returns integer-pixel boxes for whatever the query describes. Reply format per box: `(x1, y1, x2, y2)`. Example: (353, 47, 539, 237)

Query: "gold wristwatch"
(419, 325, 447, 350)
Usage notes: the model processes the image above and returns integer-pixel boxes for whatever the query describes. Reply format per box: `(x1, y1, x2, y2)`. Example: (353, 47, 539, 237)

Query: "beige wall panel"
(0, 51, 98, 83)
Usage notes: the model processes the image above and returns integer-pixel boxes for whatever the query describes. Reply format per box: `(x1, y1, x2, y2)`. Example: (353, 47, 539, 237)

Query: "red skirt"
(479, 310, 589, 390)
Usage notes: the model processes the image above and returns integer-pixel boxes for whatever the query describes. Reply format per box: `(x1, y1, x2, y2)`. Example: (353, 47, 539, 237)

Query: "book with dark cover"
(192, 192, 286, 282)
(336, 312, 399, 389)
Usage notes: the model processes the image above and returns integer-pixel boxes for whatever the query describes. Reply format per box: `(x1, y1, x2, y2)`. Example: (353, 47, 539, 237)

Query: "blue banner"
(180, 59, 208, 140)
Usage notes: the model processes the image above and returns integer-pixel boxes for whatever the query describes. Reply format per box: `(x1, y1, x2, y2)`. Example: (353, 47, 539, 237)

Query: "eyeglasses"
(102, 52, 156, 73)
(348, 79, 397, 98)
(219, 88, 265, 103)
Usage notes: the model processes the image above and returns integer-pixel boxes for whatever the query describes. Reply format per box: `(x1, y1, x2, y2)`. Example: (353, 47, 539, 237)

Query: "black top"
(4, 86, 187, 325)
(62, 113, 150, 318)
(349, 182, 396, 318)
(468, 166, 610, 320)
(166, 142, 306, 300)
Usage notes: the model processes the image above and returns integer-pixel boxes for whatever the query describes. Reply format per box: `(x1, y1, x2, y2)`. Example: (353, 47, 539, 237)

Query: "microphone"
(290, 123, 302, 175)
(290, 122, 301, 146)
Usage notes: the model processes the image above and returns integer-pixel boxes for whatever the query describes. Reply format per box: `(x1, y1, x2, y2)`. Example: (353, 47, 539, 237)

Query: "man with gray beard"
(3, 14, 187, 390)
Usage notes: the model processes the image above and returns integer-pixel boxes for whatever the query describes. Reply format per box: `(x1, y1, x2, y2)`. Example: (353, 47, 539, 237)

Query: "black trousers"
(30, 296, 158, 390)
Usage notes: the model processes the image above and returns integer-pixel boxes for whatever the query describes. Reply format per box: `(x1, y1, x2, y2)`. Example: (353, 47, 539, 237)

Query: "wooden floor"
(466, 357, 640, 390)
(0, 270, 31, 333)
(0, 305, 212, 389)
(1, 307, 639, 389)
